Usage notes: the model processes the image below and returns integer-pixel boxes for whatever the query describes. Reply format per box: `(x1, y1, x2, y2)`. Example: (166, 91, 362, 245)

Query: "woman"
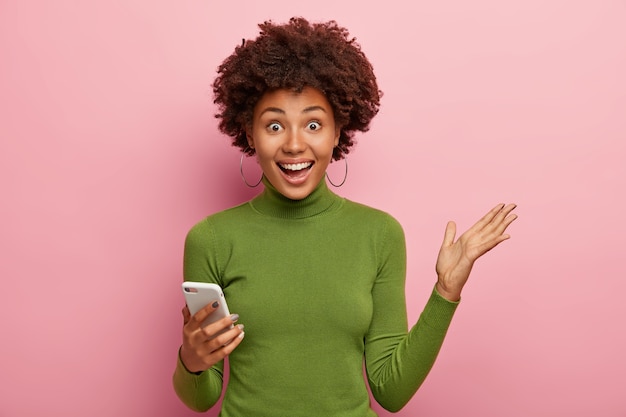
(173, 17, 517, 416)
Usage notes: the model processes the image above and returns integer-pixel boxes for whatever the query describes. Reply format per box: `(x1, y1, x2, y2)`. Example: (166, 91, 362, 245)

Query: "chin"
(282, 187, 314, 201)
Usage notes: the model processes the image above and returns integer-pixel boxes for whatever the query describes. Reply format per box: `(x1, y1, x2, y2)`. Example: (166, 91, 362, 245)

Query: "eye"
(267, 122, 283, 132)
(307, 121, 321, 131)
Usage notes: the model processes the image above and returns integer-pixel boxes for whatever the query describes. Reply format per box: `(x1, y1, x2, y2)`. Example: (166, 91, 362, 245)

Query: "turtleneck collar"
(249, 177, 343, 219)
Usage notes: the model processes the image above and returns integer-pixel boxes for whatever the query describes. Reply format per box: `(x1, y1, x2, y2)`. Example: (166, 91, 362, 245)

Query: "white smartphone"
(182, 282, 233, 335)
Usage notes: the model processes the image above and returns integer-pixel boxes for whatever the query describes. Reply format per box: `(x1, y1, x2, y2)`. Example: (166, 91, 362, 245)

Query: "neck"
(250, 178, 342, 219)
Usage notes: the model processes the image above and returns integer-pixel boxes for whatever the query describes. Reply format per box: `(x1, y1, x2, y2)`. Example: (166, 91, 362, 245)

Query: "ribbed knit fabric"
(173, 178, 459, 416)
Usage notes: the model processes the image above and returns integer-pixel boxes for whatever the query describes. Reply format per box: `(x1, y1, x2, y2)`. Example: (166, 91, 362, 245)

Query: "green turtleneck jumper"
(173, 178, 459, 416)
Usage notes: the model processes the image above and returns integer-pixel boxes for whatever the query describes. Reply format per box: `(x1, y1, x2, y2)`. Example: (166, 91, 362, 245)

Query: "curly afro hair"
(212, 17, 381, 161)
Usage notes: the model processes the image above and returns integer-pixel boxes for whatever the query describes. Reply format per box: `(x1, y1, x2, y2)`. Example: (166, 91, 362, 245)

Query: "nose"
(282, 128, 306, 154)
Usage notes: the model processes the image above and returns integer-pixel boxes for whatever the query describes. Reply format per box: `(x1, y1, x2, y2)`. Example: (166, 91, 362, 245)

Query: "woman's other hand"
(179, 303, 245, 373)
(435, 203, 518, 301)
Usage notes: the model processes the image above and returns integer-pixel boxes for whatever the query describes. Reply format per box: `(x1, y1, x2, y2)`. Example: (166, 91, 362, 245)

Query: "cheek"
(254, 146, 274, 165)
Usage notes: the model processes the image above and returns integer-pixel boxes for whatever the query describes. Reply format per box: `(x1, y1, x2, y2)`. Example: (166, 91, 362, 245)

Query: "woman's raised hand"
(179, 303, 245, 373)
(435, 203, 518, 301)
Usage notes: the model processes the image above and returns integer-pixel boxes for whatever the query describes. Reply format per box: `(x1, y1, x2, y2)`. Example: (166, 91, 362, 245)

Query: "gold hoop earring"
(240, 152, 263, 188)
(326, 158, 348, 187)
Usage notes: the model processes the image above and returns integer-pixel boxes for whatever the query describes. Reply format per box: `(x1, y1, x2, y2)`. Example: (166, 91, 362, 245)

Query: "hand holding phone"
(180, 282, 244, 373)
(182, 282, 232, 334)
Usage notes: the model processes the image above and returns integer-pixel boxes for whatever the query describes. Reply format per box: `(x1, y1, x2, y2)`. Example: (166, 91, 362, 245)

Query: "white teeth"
(279, 162, 312, 171)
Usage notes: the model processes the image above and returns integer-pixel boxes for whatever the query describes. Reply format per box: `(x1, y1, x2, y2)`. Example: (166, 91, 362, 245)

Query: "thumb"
(441, 221, 456, 248)
(182, 305, 191, 324)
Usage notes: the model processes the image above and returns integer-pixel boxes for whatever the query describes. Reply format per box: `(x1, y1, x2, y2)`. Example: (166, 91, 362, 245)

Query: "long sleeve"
(172, 219, 225, 412)
(172, 181, 460, 416)
(364, 216, 459, 412)
(172, 353, 224, 412)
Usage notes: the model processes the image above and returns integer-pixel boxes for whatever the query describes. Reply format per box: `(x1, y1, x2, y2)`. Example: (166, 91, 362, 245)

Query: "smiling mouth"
(279, 162, 312, 172)
(278, 162, 313, 179)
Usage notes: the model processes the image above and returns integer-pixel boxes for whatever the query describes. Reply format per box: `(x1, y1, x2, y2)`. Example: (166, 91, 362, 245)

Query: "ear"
(334, 127, 340, 147)
(245, 128, 255, 150)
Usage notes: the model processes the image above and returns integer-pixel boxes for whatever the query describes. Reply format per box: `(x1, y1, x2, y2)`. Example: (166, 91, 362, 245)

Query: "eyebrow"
(259, 105, 328, 117)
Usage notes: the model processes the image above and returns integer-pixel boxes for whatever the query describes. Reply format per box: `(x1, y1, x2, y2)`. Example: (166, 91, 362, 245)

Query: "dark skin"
(180, 303, 244, 373)
(435, 203, 518, 302)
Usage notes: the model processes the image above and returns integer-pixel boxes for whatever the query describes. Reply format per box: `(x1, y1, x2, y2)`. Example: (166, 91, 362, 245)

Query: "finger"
(491, 204, 518, 235)
(502, 203, 517, 216)
(493, 203, 517, 225)
(477, 204, 517, 237)
(219, 327, 245, 355)
(201, 314, 240, 341)
(210, 323, 245, 348)
(182, 323, 245, 372)
(202, 327, 246, 366)
(490, 233, 510, 246)
(187, 301, 221, 331)
(501, 209, 518, 230)
(182, 305, 191, 324)
(464, 204, 503, 235)
(476, 211, 517, 254)
(474, 203, 506, 231)
(441, 221, 456, 248)
(472, 238, 505, 258)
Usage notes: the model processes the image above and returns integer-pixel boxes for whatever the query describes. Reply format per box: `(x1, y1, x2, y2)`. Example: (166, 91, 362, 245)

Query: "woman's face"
(247, 87, 340, 200)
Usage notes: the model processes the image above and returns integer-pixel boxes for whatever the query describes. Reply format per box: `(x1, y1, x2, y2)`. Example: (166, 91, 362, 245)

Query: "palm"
(435, 203, 517, 301)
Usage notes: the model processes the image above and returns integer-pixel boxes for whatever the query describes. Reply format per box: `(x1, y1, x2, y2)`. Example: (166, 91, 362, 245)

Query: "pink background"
(1, 1, 625, 416)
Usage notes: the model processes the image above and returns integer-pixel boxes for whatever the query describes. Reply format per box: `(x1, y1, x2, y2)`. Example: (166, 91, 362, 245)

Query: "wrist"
(435, 281, 461, 302)
(179, 345, 204, 375)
